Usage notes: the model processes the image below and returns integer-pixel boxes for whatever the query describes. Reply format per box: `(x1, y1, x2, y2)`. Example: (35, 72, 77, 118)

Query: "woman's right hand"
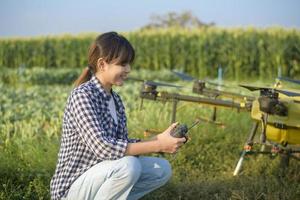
(156, 122, 187, 154)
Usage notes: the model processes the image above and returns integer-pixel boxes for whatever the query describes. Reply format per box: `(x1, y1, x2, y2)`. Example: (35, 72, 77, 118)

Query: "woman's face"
(99, 60, 131, 87)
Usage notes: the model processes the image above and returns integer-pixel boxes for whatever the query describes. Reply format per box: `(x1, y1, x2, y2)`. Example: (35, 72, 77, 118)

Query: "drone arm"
(158, 93, 244, 110)
(141, 91, 249, 111)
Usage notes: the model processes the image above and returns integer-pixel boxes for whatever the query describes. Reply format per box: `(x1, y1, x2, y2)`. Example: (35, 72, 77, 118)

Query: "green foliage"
(1, 28, 300, 80)
(141, 10, 215, 30)
(0, 68, 299, 199)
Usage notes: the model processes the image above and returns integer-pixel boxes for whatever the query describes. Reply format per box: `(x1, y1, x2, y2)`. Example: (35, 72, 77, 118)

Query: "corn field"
(1, 27, 300, 80)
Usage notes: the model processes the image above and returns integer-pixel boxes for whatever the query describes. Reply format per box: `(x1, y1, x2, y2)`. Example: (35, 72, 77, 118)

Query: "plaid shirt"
(50, 75, 139, 200)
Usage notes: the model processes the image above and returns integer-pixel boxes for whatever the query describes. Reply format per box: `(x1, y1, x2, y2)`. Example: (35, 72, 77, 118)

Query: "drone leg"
(277, 147, 290, 178)
(259, 114, 268, 153)
(233, 121, 259, 176)
(233, 151, 246, 176)
(171, 100, 178, 123)
(211, 95, 218, 122)
(139, 98, 144, 110)
(211, 107, 217, 122)
(279, 145, 290, 169)
(260, 114, 268, 143)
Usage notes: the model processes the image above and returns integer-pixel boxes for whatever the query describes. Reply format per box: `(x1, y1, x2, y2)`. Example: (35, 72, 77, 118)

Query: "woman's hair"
(73, 32, 135, 87)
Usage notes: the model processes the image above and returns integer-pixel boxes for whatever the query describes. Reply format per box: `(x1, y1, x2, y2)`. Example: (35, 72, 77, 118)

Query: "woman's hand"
(156, 122, 187, 153)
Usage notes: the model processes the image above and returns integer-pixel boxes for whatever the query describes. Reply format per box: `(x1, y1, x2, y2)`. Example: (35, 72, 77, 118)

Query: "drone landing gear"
(234, 124, 300, 176)
(233, 121, 259, 176)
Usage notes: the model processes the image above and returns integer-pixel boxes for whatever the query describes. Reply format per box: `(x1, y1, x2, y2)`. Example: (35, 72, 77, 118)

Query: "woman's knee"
(117, 156, 142, 183)
(158, 158, 172, 182)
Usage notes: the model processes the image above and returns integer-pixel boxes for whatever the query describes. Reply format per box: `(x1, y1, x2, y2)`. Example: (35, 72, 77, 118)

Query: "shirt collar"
(90, 75, 111, 101)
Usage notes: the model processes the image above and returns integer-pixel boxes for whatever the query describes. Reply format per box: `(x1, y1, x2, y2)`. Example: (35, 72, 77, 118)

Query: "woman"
(50, 32, 186, 200)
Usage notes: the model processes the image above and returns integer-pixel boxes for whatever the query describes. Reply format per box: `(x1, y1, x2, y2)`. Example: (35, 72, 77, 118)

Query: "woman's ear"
(97, 58, 105, 71)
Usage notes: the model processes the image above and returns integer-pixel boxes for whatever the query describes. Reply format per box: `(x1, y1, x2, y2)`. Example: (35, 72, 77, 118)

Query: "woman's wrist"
(154, 139, 162, 153)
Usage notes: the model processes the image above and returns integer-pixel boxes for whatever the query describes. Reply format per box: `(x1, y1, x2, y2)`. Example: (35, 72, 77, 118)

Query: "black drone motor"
(258, 89, 288, 116)
(140, 83, 158, 100)
(192, 80, 206, 94)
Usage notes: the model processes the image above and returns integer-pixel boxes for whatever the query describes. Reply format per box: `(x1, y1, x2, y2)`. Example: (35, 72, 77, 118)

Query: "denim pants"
(64, 156, 172, 200)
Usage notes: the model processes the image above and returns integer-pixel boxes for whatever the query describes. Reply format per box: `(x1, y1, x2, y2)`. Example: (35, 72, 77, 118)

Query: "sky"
(0, 0, 300, 37)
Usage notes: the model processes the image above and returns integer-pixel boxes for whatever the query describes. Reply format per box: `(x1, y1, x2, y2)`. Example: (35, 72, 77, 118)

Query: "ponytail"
(73, 67, 92, 88)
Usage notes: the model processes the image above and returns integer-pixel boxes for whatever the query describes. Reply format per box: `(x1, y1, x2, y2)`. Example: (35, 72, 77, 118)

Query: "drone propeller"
(144, 80, 183, 88)
(171, 70, 228, 88)
(277, 76, 300, 85)
(239, 84, 300, 97)
(171, 70, 195, 81)
(239, 84, 265, 91)
(128, 76, 183, 88)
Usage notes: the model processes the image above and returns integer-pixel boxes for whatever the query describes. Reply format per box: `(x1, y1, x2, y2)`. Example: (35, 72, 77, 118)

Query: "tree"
(141, 10, 215, 30)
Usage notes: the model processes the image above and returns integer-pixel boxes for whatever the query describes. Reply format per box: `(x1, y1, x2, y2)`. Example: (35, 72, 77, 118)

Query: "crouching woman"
(50, 32, 186, 200)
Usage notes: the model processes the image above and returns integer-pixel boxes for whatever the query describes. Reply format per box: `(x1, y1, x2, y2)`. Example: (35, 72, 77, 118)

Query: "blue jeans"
(64, 156, 172, 200)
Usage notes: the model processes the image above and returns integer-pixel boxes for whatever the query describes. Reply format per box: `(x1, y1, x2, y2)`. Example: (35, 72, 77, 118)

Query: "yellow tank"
(266, 124, 300, 144)
(251, 95, 300, 144)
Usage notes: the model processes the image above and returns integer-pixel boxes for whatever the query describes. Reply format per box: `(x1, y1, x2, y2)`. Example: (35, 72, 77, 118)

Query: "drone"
(131, 73, 300, 175)
(169, 72, 300, 175)
(233, 80, 300, 175)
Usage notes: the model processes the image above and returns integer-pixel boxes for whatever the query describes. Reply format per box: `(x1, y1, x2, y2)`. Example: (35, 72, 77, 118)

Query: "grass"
(0, 67, 299, 200)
